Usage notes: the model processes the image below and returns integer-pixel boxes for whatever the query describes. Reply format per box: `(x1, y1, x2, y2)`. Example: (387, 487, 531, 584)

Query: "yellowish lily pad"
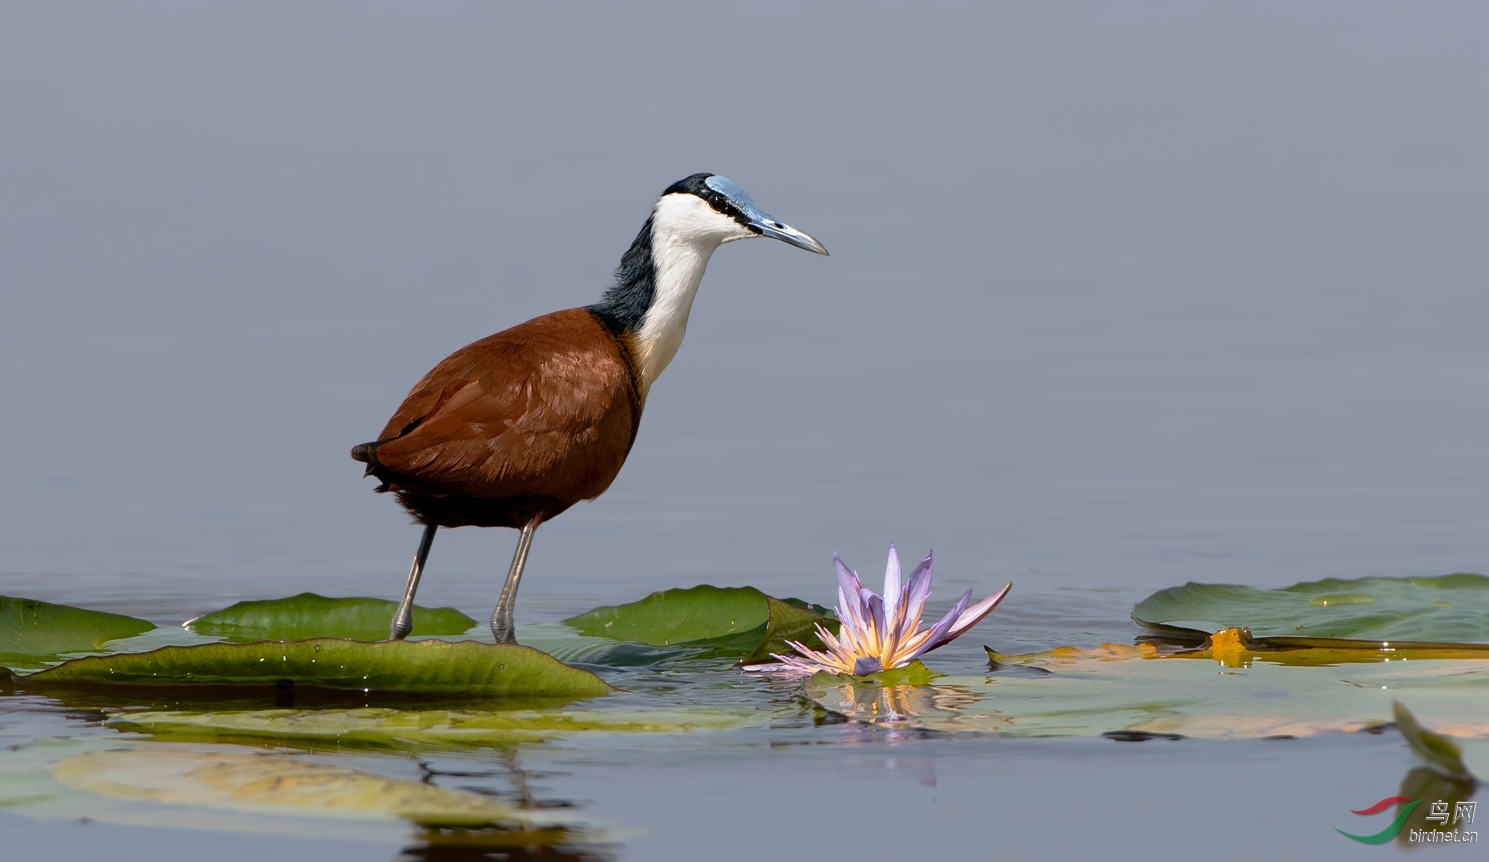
(806, 637, 1489, 739)
(106, 705, 766, 751)
(51, 747, 522, 826)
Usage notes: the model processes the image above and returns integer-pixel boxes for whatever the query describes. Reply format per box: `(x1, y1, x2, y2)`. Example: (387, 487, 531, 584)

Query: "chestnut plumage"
(353, 308, 641, 530)
(354, 174, 827, 643)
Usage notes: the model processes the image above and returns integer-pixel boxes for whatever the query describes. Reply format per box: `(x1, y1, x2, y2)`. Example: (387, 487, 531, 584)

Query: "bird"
(352, 173, 827, 643)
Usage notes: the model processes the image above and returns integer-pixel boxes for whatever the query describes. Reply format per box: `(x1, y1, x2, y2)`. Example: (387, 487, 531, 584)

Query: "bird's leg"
(490, 519, 538, 644)
(389, 523, 438, 641)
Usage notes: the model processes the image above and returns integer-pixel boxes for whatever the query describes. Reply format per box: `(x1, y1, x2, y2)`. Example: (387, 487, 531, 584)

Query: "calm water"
(2, 2, 1486, 859)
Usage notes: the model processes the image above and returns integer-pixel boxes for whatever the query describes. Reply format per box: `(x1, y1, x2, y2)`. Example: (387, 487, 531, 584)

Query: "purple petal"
(946, 582, 1013, 638)
(834, 553, 866, 631)
(836, 587, 857, 630)
(852, 656, 885, 675)
(882, 545, 902, 624)
(834, 553, 863, 602)
(864, 590, 886, 636)
(902, 551, 934, 630)
(904, 589, 972, 660)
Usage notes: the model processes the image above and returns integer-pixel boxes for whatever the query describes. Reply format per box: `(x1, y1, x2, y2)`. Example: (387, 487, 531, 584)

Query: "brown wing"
(370, 308, 642, 503)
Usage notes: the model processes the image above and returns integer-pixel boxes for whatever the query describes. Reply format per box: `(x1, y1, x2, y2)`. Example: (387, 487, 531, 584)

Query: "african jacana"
(353, 174, 827, 642)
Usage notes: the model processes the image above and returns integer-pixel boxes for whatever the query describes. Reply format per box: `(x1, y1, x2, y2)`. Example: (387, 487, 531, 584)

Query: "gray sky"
(2, 2, 1486, 621)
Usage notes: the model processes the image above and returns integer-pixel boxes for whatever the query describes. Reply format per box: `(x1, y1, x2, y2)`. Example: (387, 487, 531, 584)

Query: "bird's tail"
(350, 442, 381, 477)
(351, 441, 395, 492)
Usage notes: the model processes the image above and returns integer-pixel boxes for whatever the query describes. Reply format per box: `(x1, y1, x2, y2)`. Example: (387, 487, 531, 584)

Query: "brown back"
(370, 308, 643, 508)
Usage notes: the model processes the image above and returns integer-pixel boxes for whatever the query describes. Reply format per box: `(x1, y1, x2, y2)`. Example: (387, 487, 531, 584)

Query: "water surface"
(2, 2, 1486, 858)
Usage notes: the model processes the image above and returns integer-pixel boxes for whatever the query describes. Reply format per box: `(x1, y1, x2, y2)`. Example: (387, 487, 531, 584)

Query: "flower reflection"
(843, 682, 980, 723)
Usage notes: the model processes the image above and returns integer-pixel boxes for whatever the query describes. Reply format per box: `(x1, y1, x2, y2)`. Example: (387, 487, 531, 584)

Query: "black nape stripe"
(589, 174, 752, 335)
(588, 216, 656, 335)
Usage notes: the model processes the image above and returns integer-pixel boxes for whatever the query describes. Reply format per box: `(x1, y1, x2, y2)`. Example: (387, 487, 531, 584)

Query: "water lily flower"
(749, 546, 1012, 676)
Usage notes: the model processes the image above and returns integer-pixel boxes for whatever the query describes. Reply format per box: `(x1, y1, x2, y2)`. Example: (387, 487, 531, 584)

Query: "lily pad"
(564, 585, 837, 661)
(1393, 700, 1475, 782)
(52, 747, 526, 826)
(0, 737, 600, 845)
(805, 639, 1489, 739)
(19, 639, 611, 698)
(738, 596, 839, 666)
(1133, 574, 1489, 644)
(0, 596, 155, 668)
(186, 593, 476, 641)
(1012, 628, 1489, 671)
(106, 705, 765, 751)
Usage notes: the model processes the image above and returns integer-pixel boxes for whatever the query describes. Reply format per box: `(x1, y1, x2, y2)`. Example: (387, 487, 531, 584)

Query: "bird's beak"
(753, 216, 829, 255)
(741, 204, 829, 255)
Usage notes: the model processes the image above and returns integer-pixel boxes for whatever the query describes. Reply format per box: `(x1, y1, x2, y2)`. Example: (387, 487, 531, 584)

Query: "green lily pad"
(1393, 700, 1475, 782)
(805, 641, 1489, 739)
(563, 585, 837, 662)
(565, 586, 767, 645)
(106, 705, 765, 751)
(19, 639, 611, 698)
(738, 596, 838, 666)
(186, 593, 476, 641)
(1133, 574, 1489, 644)
(0, 596, 155, 668)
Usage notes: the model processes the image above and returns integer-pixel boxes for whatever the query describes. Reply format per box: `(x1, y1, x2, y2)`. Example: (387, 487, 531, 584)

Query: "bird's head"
(655, 173, 828, 256)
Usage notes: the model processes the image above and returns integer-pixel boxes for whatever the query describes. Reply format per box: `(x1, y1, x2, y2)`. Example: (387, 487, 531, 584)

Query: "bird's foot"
(490, 615, 517, 645)
(389, 613, 413, 641)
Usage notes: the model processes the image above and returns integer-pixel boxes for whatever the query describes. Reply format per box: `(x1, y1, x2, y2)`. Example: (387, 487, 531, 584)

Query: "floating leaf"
(186, 593, 475, 641)
(0, 596, 155, 669)
(565, 586, 768, 645)
(3, 734, 607, 845)
(738, 596, 839, 666)
(1393, 700, 1475, 782)
(563, 585, 837, 662)
(1133, 574, 1489, 645)
(993, 629, 1489, 671)
(19, 639, 611, 698)
(807, 642, 1489, 739)
(106, 705, 764, 751)
(51, 747, 525, 826)
(514, 623, 699, 668)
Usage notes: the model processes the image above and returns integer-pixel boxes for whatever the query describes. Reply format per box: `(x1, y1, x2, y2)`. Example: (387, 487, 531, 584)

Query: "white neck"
(630, 194, 753, 398)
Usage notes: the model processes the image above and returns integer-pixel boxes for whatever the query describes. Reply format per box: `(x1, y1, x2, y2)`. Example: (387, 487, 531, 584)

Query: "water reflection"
(1, 724, 616, 858)
(816, 680, 981, 727)
(396, 825, 614, 862)
(1395, 767, 1477, 848)
(400, 750, 614, 862)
